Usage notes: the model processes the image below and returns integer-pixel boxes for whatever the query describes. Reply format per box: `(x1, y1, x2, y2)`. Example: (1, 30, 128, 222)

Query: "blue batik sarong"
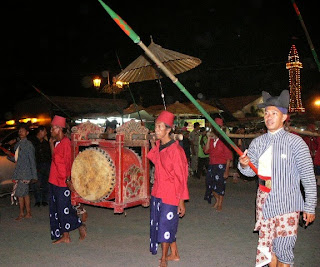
(206, 164, 227, 196)
(49, 183, 82, 240)
(150, 196, 179, 255)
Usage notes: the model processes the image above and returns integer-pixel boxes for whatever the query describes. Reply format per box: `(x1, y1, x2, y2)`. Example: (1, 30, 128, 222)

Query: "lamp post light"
(93, 77, 102, 89)
(315, 99, 320, 107)
(92, 72, 128, 99)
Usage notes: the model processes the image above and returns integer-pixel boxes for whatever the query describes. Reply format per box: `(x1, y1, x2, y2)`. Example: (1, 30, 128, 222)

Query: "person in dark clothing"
(30, 126, 51, 207)
(179, 130, 191, 166)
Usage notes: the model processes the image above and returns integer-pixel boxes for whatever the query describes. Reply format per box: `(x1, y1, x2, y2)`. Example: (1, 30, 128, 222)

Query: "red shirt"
(314, 137, 320, 166)
(147, 140, 189, 206)
(302, 135, 318, 157)
(205, 138, 233, 165)
(49, 137, 72, 187)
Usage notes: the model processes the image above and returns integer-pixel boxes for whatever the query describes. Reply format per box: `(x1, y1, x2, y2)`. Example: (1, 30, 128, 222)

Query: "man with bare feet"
(7, 123, 38, 221)
(148, 111, 189, 267)
(238, 90, 317, 266)
(204, 118, 233, 211)
(48, 115, 86, 244)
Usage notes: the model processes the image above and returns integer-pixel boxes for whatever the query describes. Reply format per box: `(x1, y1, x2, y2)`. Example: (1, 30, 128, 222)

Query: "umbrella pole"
(127, 85, 142, 122)
(115, 51, 143, 123)
(156, 76, 167, 110)
(291, 0, 320, 72)
(97, 0, 259, 175)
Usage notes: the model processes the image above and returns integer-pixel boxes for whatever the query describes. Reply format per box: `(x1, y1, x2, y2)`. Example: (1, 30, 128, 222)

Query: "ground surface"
(0, 176, 319, 267)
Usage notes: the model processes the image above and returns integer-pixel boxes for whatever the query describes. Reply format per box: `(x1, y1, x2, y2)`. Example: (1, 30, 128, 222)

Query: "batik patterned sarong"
(206, 164, 227, 196)
(255, 189, 299, 267)
(150, 196, 179, 255)
(49, 183, 82, 240)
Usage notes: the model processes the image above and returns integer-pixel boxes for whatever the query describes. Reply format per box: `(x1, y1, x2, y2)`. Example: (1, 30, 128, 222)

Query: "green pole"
(291, 0, 320, 72)
(97, 0, 259, 174)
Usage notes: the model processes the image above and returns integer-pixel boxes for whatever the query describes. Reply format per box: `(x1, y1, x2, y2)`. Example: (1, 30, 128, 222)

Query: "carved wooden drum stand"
(70, 120, 150, 214)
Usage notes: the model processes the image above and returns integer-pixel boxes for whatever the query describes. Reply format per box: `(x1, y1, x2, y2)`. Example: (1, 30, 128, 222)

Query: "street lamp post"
(93, 77, 102, 89)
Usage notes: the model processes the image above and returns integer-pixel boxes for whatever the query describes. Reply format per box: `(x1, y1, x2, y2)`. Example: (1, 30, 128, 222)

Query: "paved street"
(0, 176, 319, 267)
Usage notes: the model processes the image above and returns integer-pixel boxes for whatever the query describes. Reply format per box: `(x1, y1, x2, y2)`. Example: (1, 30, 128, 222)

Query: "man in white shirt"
(238, 90, 316, 267)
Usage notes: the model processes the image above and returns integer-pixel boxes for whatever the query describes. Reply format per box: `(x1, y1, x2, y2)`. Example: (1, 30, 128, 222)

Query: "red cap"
(156, 111, 175, 128)
(51, 115, 66, 128)
(215, 118, 223, 126)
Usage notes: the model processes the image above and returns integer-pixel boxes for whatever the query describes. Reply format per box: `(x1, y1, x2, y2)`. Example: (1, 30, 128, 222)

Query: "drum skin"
(71, 147, 141, 202)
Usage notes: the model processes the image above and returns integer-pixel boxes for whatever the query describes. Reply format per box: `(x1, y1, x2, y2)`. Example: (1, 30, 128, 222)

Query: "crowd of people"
(1, 89, 319, 267)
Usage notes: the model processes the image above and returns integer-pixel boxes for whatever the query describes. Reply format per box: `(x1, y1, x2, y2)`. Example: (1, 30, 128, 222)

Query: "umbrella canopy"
(123, 110, 154, 122)
(123, 103, 145, 114)
(185, 100, 220, 114)
(116, 40, 202, 83)
(146, 101, 219, 117)
(146, 101, 200, 117)
(122, 103, 154, 122)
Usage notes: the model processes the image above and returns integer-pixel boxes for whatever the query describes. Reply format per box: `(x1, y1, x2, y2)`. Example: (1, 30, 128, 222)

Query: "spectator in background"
(313, 127, 320, 177)
(196, 127, 209, 179)
(179, 130, 191, 168)
(204, 118, 233, 211)
(189, 122, 200, 177)
(302, 123, 318, 161)
(181, 121, 188, 132)
(7, 124, 38, 221)
(29, 126, 51, 207)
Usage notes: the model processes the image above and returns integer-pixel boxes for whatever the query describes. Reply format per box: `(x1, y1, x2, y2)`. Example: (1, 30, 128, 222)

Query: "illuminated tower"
(286, 45, 305, 113)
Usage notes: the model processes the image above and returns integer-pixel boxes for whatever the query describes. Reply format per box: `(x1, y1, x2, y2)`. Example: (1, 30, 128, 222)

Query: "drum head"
(71, 147, 115, 201)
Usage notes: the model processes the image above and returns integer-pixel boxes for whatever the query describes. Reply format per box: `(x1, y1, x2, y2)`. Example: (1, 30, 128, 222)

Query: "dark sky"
(2, 0, 320, 121)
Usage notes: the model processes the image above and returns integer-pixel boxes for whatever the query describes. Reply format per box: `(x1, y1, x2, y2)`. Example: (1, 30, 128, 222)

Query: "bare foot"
(216, 205, 222, 212)
(79, 225, 87, 241)
(158, 259, 167, 267)
(15, 215, 25, 221)
(52, 236, 71, 244)
(82, 211, 88, 223)
(167, 254, 180, 261)
(212, 202, 218, 209)
(25, 213, 32, 219)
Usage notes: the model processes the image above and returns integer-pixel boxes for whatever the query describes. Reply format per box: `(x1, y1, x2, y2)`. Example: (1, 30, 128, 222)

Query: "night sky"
(2, 0, 320, 121)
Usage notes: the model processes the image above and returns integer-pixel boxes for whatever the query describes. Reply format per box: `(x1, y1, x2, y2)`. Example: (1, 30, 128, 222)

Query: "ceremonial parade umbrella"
(115, 39, 202, 109)
(115, 40, 202, 83)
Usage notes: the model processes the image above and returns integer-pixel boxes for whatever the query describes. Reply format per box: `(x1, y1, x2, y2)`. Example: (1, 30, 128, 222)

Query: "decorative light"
(93, 77, 102, 88)
(115, 80, 129, 88)
(19, 118, 38, 123)
(286, 45, 305, 113)
(315, 99, 320, 106)
(6, 120, 15, 125)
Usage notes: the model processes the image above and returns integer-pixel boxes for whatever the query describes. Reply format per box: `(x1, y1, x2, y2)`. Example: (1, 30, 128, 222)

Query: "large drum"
(71, 146, 141, 202)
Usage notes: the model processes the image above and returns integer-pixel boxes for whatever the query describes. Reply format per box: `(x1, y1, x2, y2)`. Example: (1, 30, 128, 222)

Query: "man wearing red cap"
(148, 110, 189, 267)
(48, 115, 86, 244)
(239, 90, 316, 267)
